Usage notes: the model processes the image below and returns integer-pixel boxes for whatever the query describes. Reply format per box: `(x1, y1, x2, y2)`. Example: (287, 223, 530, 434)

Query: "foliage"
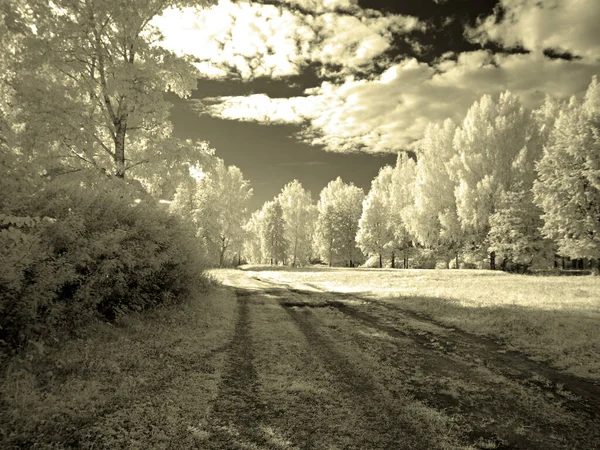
(259, 200, 288, 265)
(9, 0, 213, 193)
(390, 154, 417, 268)
(314, 177, 364, 267)
(243, 209, 264, 264)
(0, 179, 208, 361)
(450, 92, 536, 266)
(488, 189, 554, 272)
(356, 166, 395, 267)
(533, 77, 600, 269)
(170, 159, 252, 266)
(408, 119, 465, 265)
(277, 180, 317, 267)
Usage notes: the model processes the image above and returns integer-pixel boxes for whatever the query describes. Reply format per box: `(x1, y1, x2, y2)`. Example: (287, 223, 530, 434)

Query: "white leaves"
(356, 166, 395, 263)
(533, 77, 600, 259)
(314, 177, 364, 265)
(276, 180, 316, 266)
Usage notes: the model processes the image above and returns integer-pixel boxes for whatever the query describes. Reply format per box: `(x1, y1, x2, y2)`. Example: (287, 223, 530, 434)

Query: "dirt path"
(205, 270, 600, 449)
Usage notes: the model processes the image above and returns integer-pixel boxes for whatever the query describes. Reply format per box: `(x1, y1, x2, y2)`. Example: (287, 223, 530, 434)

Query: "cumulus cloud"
(466, 0, 600, 61)
(152, 0, 424, 79)
(197, 94, 320, 124)
(156, 0, 599, 155)
(196, 52, 599, 153)
(153, 0, 307, 79)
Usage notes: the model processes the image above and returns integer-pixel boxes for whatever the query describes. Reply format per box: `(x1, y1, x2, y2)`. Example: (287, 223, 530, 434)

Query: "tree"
(356, 166, 395, 268)
(533, 77, 600, 273)
(11, 0, 212, 192)
(451, 91, 536, 269)
(314, 177, 364, 266)
(408, 119, 464, 267)
(391, 154, 417, 268)
(243, 210, 264, 264)
(260, 200, 287, 265)
(198, 160, 252, 267)
(488, 189, 554, 272)
(277, 180, 317, 267)
(170, 159, 252, 267)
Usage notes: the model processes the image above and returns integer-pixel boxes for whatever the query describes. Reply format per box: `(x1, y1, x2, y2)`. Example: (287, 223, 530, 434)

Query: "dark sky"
(161, 0, 597, 211)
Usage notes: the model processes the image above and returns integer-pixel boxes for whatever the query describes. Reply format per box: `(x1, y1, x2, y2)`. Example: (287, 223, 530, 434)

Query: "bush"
(0, 179, 208, 363)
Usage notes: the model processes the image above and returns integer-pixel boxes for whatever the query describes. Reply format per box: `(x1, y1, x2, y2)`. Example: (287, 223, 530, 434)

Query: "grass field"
(2, 268, 599, 449)
(245, 266, 600, 380)
(0, 284, 237, 449)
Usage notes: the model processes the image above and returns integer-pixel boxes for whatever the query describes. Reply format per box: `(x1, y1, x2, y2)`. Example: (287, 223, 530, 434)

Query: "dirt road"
(203, 269, 600, 449)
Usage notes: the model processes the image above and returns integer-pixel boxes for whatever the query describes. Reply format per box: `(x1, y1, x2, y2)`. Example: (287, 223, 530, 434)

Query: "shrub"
(0, 179, 208, 363)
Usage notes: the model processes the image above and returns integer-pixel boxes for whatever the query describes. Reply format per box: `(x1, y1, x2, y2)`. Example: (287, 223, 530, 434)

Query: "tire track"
(268, 280, 600, 422)
(264, 281, 600, 449)
(205, 289, 269, 449)
(283, 306, 461, 450)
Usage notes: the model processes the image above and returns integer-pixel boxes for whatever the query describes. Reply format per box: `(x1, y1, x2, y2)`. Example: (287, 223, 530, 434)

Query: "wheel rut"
(204, 289, 269, 449)
(283, 306, 452, 450)
(255, 278, 600, 449)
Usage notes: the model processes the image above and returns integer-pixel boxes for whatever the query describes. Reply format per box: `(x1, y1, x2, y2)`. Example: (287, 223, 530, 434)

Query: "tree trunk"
(292, 237, 298, 267)
(114, 120, 127, 178)
(455, 253, 459, 269)
(379, 253, 382, 268)
(391, 252, 395, 269)
(490, 251, 496, 271)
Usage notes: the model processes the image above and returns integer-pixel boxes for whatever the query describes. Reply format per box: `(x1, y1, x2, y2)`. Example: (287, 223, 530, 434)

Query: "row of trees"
(241, 77, 599, 273)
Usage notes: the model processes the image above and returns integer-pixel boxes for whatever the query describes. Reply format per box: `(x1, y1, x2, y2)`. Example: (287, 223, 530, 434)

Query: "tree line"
(205, 77, 598, 273)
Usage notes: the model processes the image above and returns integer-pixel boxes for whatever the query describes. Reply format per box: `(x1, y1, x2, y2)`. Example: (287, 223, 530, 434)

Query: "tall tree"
(391, 154, 417, 268)
(314, 177, 364, 267)
(408, 119, 464, 267)
(198, 160, 252, 267)
(451, 91, 535, 269)
(277, 180, 317, 267)
(243, 210, 264, 264)
(12, 0, 212, 192)
(488, 189, 554, 272)
(533, 77, 600, 273)
(356, 166, 395, 268)
(260, 200, 287, 265)
(170, 159, 252, 267)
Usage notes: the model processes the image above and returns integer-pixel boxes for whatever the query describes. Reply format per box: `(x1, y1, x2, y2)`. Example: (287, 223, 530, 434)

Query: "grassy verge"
(0, 285, 236, 450)
(246, 267, 600, 380)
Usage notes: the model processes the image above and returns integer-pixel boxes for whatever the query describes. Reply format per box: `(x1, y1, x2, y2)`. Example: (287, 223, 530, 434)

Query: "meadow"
(246, 267, 600, 380)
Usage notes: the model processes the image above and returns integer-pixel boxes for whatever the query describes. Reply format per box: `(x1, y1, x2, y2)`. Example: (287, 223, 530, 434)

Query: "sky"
(154, 0, 600, 211)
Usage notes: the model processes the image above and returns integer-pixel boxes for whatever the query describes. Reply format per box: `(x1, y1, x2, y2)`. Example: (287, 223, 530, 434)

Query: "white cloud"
(153, 0, 308, 79)
(197, 93, 320, 124)
(152, 0, 424, 79)
(156, 0, 599, 155)
(466, 0, 600, 61)
(197, 52, 599, 153)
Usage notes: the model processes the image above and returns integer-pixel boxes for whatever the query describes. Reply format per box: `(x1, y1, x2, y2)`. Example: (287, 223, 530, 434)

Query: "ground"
(1, 267, 599, 449)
